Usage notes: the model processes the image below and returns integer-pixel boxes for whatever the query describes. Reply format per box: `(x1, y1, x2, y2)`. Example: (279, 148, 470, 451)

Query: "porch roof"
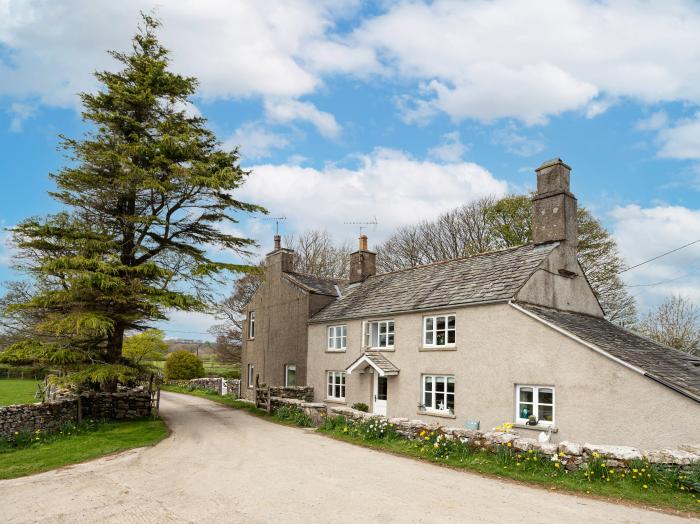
(346, 351, 400, 376)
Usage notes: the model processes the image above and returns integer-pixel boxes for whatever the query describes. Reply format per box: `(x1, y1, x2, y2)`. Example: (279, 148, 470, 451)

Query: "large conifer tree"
(1, 15, 264, 388)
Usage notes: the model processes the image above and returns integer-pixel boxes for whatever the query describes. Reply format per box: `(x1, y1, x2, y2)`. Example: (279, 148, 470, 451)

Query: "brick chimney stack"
(273, 234, 281, 251)
(532, 158, 577, 248)
(267, 234, 293, 273)
(349, 234, 376, 284)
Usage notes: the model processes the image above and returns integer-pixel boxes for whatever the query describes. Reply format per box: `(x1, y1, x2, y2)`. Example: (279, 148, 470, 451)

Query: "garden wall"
(273, 398, 700, 470)
(0, 389, 153, 441)
(167, 377, 241, 398)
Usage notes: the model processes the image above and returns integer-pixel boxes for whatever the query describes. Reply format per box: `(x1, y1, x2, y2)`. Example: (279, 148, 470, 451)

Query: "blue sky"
(1, 0, 700, 339)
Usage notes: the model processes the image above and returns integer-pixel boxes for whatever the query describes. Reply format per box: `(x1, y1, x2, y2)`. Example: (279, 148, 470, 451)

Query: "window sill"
(417, 410, 456, 419)
(513, 423, 558, 433)
(326, 398, 346, 405)
(325, 349, 347, 354)
(365, 348, 395, 352)
(419, 346, 457, 352)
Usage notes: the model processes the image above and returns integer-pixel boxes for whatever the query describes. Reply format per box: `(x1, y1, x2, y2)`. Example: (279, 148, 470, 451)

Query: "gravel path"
(0, 391, 693, 523)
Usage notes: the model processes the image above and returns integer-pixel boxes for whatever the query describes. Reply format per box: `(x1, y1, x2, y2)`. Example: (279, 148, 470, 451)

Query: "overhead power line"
(619, 239, 700, 274)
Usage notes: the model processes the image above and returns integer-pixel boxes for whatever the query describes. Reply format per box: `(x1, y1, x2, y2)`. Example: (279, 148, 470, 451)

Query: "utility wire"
(618, 239, 700, 274)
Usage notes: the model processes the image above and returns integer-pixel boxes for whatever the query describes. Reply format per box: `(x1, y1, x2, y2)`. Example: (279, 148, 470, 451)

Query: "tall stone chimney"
(266, 235, 293, 273)
(532, 158, 577, 257)
(349, 234, 376, 284)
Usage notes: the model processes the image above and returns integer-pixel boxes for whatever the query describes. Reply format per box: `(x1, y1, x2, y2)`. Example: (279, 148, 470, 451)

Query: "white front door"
(373, 373, 387, 416)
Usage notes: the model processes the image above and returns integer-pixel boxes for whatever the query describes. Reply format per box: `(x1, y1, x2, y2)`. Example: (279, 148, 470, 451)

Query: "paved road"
(0, 392, 693, 523)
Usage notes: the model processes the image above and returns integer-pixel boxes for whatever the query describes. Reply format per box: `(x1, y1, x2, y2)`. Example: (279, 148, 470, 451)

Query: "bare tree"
(638, 295, 700, 355)
(375, 195, 637, 325)
(284, 230, 352, 279)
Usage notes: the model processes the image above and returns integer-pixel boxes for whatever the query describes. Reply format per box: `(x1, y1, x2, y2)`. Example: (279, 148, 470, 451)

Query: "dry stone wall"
(167, 378, 241, 398)
(272, 398, 700, 470)
(0, 389, 153, 441)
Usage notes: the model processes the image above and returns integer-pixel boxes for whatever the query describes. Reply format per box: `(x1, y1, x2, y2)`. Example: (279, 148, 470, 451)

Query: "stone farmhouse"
(241, 159, 700, 449)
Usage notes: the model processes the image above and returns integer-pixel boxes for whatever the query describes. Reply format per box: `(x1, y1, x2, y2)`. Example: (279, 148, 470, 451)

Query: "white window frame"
(284, 364, 297, 387)
(423, 314, 456, 348)
(247, 364, 255, 389)
(362, 320, 395, 350)
(515, 385, 555, 426)
(421, 374, 455, 414)
(327, 325, 347, 351)
(327, 371, 346, 401)
(248, 311, 256, 339)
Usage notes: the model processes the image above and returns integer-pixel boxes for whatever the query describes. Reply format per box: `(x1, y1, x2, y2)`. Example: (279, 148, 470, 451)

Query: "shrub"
(273, 405, 313, 427)
(351, 402, 369, 412)
(164, 351, 205, 380)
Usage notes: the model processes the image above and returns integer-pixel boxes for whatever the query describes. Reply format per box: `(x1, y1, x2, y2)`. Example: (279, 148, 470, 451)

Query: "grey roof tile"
(311, 243, 557, 322)
(284, 272, 346, 297)
(520, 304, 700, 401)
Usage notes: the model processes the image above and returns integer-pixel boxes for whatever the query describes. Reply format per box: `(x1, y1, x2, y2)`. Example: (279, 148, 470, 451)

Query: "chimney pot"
(273, 234, 281, 251)
(359, 234, 368, 251)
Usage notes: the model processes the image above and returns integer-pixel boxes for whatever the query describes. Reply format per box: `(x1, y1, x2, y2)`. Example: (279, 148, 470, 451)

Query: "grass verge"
(0, 418, 168, 480)
(0, 379, 42, 406)
(161, 386, 700, 515)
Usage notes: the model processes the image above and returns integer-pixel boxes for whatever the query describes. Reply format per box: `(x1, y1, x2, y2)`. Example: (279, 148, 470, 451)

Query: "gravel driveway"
(0, 391, 692, 523)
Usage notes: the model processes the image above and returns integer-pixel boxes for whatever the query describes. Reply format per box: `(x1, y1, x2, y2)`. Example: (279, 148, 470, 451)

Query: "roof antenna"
(344, 216, 378, 236)
(259, 216, 287, 235)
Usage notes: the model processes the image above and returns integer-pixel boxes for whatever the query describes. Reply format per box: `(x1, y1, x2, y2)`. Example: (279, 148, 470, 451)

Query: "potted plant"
(526, 415, 538, 426)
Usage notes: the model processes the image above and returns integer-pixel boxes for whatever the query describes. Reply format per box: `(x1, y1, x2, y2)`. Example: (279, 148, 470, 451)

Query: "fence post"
(266, 386, 271, 414)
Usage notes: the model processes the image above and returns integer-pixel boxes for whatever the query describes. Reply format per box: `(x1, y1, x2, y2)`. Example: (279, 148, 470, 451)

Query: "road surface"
(0, 392, 692, 523)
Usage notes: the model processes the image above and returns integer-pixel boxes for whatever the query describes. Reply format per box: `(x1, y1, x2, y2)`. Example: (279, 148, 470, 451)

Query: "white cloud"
(8, 102, 37, 132)
(156, 310, 218, 341)
(635, 111, 669, 132)
(264, 99, 341, 139)
(352, 0, 700, 124)
(224, 122, 289, 161)
(657, 113, 700, 160)
(612, 204, 700, 309)
(492, 123, 545, 157)
(241, 148, 508, 241)
(427, 131, 468, 163)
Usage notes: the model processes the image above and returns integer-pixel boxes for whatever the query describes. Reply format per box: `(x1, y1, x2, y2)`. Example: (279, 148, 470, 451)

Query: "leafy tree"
(638, 295, 700, 355)
(1, 15, 263, 389)
(376, 194, 637, 325)
(123, 329, 168, 365)
(164, 350, 205, 380)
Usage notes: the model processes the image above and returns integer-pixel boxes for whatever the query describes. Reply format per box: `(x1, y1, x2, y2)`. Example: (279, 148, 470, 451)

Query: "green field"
(0, 379, 42, 406)
(0, 418, 168, 479)
(148, 359, 240, 379)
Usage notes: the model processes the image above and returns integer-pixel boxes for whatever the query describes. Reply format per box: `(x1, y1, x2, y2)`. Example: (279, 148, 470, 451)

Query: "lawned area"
(0, 417, 168, 480)
(164, 386, 700, 515)
(148, 359, 240, 379)
(0, 379, 41, 406)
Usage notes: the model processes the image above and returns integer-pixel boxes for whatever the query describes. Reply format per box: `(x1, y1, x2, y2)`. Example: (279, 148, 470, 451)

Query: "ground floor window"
(327, 371, 346, 400)
(285, 364, 297, 387)
(516, 385, 554, 425)
(422, 375, 455, 413)
(247, 364, 255, 389)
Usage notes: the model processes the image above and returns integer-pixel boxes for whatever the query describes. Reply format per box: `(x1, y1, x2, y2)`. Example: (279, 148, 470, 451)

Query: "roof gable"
(517, 303, 700, 402)
(311, 243, 557, 322)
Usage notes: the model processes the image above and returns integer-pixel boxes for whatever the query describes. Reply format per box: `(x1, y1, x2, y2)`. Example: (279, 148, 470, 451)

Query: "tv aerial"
(344, 216, 378, 236)
(258, 216, 287, 235)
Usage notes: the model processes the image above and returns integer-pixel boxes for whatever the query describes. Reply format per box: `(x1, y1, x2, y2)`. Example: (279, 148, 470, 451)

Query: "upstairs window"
(516, 385, 554, 425)
(423, 315, 456, 347)
(248, 311, 255, 339)
(363, 320, 395, 349)
(327, 325, 347, 351)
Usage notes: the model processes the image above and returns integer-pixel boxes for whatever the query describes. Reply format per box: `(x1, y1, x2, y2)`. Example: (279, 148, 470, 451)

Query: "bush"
(273, 405, 313, 427)
(164, 351, 205, 380)
(351, 402, 369, 412)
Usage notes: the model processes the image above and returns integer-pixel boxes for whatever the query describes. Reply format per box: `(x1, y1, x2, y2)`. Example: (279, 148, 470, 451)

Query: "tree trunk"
(103, 321, 125, 392)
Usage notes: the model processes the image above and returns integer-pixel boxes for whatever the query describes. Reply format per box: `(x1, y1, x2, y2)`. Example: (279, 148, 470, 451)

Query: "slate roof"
(310, 243, 557, 322)
(284, 271, 345, 297)
(347, 351, 400, 376)
(520, 304, 700, 402)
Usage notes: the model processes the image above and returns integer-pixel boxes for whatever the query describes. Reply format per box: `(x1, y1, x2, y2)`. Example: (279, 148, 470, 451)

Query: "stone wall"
(0, 399, 78, 440)
(0, 389, 154, 441)
(79, 390, 151, 421)
(167, 378, 241, 399)
(272, 398, 700, 469)
(267, 386, 313, 402)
